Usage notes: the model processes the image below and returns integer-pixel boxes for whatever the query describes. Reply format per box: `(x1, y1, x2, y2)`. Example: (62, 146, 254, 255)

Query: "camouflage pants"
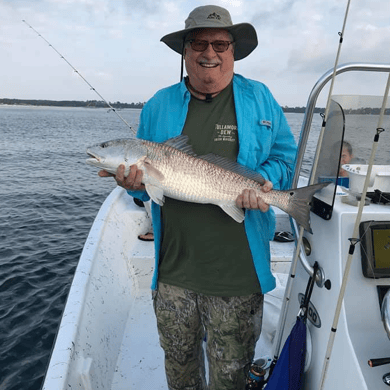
(153, 283, 264, 390)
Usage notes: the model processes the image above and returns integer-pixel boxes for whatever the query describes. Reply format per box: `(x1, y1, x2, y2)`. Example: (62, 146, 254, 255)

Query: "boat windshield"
(310, 95, 390, 220)
(333, 94, 390, 167)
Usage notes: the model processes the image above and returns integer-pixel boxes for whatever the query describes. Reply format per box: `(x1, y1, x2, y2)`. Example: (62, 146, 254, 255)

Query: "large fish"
(86, 135, 328, 233)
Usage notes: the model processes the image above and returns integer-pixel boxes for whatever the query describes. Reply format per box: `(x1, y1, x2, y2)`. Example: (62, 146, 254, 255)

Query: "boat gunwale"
(42, 187, 128, 389)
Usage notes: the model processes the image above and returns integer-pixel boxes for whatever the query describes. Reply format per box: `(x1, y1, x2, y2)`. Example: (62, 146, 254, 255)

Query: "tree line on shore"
(1, 98, 322, 112)
(2, 98, 385, 114)
(0, 99, 145, 109)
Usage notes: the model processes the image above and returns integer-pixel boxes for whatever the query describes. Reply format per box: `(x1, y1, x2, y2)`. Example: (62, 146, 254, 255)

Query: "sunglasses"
(188, 39, 234, 53)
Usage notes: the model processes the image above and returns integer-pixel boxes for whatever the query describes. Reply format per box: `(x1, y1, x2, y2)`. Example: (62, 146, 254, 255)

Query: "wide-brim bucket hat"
(161, 5, 258, 61)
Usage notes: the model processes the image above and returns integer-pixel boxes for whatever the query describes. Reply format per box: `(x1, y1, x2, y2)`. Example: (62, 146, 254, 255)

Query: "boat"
(42, 62, 390, 389)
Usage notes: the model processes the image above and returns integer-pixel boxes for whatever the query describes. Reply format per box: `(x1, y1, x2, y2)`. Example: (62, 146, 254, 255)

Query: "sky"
(2, 0, 390, 107)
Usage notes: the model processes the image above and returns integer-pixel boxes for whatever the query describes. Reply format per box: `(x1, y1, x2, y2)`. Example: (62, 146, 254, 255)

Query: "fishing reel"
(246, 358, 270, 389)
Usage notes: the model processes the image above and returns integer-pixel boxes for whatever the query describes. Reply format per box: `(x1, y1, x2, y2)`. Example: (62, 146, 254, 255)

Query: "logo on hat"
(207, 12, 221, 20)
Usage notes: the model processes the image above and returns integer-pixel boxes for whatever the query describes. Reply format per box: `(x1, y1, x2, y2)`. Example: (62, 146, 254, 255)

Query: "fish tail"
(280, 182, 330, 234)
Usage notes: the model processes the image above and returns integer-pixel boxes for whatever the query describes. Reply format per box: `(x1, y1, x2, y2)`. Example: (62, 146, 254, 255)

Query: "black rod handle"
(368, 358, 390, 367)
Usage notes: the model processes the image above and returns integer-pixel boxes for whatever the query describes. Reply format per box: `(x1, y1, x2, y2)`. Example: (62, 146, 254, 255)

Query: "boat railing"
(292, 62, 390, 282)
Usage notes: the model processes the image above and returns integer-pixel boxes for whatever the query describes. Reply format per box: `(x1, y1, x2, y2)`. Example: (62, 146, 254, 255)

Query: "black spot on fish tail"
(281, 182, 330, 233)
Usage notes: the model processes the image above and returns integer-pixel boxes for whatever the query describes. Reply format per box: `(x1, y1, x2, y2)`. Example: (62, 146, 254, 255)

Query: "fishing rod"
(318, 75, 389, 390)
(310, 0, 352, 179)
(270, 0, 352, 379)
(22, 20, 136, 136)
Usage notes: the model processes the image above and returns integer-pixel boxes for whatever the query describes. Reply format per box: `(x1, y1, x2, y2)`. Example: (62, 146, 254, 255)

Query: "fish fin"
(220, 205, 245, 223)
(199, 154, 266, 185)
(145, 184, 165, 206)
(163, 135, 197, 156)
(279, 182, 330, 234)
(143, 160, 165, 181)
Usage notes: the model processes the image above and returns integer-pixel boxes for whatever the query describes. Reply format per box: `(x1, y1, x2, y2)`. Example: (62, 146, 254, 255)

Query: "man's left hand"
(235, 180, 273, 212)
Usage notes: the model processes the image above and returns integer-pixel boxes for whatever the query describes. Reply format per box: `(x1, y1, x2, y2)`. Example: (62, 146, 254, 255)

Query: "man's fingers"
(98, 170, 114, 177)
(123, 165, 142, 189)
(117, 165, 145, 191)
(256, 196, 270, 212)
(97, 165, 144, 191)
(240, 189, 257, 209)
(249, 189, 258, 208)
(235, 188, 270, 212)
(133, 169, 144, 189)
(235, 194, 243, 208)
(262, 180, 273, 192)
(241, 189, 251, 209)
(116, 164, 126, 182)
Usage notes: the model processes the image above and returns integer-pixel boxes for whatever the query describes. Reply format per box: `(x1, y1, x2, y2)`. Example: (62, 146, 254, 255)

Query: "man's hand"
(98, 164, 145, 191)
(235, 180, 273, 212)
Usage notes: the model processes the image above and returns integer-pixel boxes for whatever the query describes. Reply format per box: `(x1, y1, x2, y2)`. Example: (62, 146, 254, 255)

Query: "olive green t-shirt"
(158, 83, 261, 296)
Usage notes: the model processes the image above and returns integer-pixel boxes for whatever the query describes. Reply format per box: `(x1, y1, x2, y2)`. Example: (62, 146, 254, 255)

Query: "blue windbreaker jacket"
(128, 73, 297, 294)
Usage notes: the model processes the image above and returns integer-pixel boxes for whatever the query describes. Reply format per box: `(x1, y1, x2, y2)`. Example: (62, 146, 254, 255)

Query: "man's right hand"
(98, 164, 145, 191)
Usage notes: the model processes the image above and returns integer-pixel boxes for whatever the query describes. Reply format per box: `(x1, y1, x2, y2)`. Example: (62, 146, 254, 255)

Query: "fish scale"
(86, 135, 330, 233)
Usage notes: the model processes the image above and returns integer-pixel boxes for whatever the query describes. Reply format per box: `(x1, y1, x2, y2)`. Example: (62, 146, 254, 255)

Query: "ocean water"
(0, 105, 347, 390)
(0, 106, 140, 390)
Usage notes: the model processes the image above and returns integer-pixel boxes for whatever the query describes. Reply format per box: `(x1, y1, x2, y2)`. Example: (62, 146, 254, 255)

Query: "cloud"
(249, 0, 296, 30)
(1, 0, 390, 107)
(220, 0, 243, 7)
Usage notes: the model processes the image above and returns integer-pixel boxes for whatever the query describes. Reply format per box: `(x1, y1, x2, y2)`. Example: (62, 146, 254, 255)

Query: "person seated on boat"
(339, 141, 354, 177)
(99, 5, 297, 389)
(338, 141, 365, 178)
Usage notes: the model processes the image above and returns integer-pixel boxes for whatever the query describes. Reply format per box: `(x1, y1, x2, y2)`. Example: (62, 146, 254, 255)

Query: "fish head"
(86, 138, 147, 175)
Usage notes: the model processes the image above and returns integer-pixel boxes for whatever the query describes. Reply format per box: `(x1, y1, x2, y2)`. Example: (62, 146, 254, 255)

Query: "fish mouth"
(86, 151, 101, 165)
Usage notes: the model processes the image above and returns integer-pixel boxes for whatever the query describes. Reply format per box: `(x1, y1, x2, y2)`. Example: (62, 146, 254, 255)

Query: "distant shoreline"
(1, 99, 385, 115)
(1, 98, 324, 113)
(0, 99, 145, 109)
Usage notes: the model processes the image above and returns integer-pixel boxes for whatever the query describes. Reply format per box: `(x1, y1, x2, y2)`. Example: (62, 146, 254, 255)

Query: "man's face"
(184, 28, 234, 93)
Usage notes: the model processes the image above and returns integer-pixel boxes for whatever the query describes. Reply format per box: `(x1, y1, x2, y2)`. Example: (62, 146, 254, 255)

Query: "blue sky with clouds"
(2, 0, 390, 107)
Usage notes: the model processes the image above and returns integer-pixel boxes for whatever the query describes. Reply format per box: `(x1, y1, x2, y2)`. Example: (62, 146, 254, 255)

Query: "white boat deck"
(42, 187, 293, 390)
(112, 240, 291, 389)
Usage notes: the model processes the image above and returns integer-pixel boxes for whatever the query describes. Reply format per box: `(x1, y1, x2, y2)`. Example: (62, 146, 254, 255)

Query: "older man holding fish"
(99, 5, 297, 390)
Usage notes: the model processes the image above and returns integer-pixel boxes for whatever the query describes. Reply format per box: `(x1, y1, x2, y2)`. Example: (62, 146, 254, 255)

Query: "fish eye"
(101, 143, 107, 148)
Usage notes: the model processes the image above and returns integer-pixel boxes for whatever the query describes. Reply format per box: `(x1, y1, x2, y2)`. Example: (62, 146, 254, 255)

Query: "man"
(100, 5, 296, 389)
